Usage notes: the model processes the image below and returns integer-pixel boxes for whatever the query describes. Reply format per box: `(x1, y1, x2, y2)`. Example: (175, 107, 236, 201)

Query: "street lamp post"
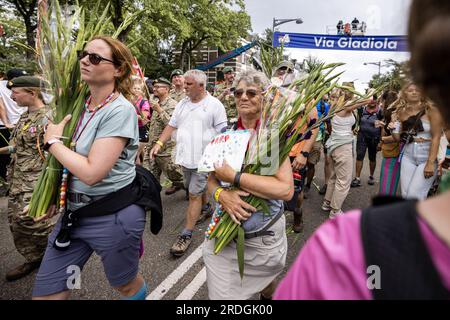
(272, 17, 303, 43)
(364, 61, 382, 76)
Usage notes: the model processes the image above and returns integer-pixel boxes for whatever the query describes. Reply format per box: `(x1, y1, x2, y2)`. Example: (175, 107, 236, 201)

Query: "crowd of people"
(0, 0, 449, 300)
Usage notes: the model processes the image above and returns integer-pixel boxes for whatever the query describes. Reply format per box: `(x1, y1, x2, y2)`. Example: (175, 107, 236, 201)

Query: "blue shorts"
(32, 204, 146, 297)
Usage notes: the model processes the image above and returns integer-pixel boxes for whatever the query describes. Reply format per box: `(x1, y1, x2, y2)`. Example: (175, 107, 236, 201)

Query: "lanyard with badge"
(57, 92, 115, 216)
(70, 92, 116, 150)
(53, 92, 116, 250)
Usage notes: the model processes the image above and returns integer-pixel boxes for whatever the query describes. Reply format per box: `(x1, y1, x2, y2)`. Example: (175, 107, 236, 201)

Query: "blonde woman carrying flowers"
(203, 70, 294, 300)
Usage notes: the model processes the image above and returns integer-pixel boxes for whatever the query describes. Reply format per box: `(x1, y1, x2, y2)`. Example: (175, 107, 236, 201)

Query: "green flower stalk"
(209, 58, 384, 279)
(28, 0, 137, 218)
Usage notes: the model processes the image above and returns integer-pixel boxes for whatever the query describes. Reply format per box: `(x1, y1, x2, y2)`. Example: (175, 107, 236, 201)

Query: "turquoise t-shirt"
(69, 94, 139, 198)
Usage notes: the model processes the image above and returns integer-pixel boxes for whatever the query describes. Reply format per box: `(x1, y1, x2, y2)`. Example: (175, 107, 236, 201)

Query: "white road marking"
(146, 243, 204, 300)
(175, 267, 207, 300)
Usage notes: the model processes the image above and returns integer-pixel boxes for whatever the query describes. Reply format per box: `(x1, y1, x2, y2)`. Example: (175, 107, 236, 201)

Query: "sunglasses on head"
(77, 50, 117, 66)
(234, 88, 259, 99)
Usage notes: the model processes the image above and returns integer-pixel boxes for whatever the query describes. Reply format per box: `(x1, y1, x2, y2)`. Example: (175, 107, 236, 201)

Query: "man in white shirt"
(0, 69, 27, 184)
(150, 69, 227, 256)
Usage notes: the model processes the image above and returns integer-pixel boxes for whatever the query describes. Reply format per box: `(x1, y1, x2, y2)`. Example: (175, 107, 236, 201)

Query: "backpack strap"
(361, 200, 449, 300)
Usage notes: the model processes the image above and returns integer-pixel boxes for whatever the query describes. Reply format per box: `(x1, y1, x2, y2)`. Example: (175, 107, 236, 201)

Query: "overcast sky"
(243, 0, 412, 91)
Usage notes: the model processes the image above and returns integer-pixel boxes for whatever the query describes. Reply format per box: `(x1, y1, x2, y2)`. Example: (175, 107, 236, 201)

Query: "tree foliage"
(368, 59, 409, 92)
(1, 0, 252, 79)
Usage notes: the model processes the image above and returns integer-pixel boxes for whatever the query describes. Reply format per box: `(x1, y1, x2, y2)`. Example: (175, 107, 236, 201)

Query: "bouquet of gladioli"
(206, 61, 381, 279)
(28, 0, 138, 218)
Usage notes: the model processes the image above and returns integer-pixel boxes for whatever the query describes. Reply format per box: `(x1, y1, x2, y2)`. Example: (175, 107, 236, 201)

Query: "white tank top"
(416, 118, 432, 140)
(331, 113, 356, 137)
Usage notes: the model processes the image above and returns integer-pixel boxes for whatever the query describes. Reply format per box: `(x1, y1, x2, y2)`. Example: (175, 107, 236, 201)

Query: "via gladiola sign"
(273, 32, 408, 52)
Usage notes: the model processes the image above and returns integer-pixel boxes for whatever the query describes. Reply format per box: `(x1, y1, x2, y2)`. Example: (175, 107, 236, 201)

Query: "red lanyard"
(71, 92, 115, 148)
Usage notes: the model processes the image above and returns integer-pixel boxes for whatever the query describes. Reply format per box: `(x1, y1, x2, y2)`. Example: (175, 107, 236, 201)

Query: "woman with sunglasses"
(32, 36, 146, 300)
(203, 69, 294, 300)
(391, 82, 443, 200)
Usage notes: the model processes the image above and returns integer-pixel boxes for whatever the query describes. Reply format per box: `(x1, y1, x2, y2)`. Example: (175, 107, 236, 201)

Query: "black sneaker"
(351, 178, 361, 188)
(303, 186, 310, 199)
(368, 176, 375, 185)
(318, 184, 327, 195)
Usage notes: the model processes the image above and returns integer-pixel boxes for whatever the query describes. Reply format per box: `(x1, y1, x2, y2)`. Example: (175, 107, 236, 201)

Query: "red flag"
(132, 56, 145, 80)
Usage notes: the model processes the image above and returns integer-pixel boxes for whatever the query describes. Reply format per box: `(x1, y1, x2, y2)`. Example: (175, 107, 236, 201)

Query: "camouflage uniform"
(7, 107, 54, 264)
(145, 97, 184, 188)
(169, 88, 186, 103)
(214, 82, 237, 120)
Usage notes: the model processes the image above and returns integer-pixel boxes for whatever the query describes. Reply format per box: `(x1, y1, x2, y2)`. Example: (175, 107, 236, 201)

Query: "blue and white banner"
(273, 32, 408, 52)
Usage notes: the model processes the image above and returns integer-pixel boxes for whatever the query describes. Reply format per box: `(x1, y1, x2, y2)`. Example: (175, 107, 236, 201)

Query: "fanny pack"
(54, 165, 162, 251)
(244, 209, 284, 239)
(382, 142, 400, 158)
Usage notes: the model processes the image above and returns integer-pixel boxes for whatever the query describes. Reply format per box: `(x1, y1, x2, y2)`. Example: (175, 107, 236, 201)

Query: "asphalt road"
(0, 154, 381, 300)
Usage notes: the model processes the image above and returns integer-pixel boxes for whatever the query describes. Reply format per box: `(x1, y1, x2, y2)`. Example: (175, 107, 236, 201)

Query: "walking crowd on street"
(0, 0, 449, 300)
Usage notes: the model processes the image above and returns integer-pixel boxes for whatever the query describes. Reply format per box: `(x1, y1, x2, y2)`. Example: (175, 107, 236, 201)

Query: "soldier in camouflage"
(146, 77, 184, 195)
(0, 76, 55, 281)
(169, 69, 186, 102)
(214, 66, 237, 122)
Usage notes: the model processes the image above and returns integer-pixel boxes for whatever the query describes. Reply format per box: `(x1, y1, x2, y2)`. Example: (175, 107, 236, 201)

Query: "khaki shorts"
(203, 214, 287, 300)
(308, 141, 323, 165)
(182, 167, 209, 196)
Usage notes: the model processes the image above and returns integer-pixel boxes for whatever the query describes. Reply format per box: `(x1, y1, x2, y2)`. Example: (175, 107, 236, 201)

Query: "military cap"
(276, 61, 294, 71)
(7, 76, 43, 90)
(6, 68, 27, 80)
(342, 81, 355, 88)
(222, 66, 234, 74)
(152, 77, 172, 87)
(170, 69, 184, 79)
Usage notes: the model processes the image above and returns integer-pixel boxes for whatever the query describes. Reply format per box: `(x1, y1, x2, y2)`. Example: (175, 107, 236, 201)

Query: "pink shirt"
(274, 210, 450, 300)
(134, 96, 151, 127)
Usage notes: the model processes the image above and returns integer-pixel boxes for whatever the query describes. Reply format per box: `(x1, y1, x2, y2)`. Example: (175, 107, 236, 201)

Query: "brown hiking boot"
(165, 185, 181, 195)
(5, 261, 41, 281)
(170, 235, 192, 257)
(293, 209, 304, 233)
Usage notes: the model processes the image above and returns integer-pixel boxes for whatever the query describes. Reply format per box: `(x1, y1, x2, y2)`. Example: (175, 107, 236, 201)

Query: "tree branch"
(11, 0, 27, 17)
(25, 0, 37, 16)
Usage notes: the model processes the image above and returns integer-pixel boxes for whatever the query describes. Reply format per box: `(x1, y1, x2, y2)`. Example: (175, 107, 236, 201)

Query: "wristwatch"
(43, 138, 62, 151)
(300, 151, 310, 158)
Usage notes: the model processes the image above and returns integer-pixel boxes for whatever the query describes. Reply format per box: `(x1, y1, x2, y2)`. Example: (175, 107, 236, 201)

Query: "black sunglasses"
(234, 88, 259, 99)
(77, 50, 117, 66)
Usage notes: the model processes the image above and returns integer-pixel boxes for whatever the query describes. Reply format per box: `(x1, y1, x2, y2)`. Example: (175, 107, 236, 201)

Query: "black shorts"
(356, 133, 380, 161)
(139, 126, 149, 143)
(284, 157, 307, 211)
